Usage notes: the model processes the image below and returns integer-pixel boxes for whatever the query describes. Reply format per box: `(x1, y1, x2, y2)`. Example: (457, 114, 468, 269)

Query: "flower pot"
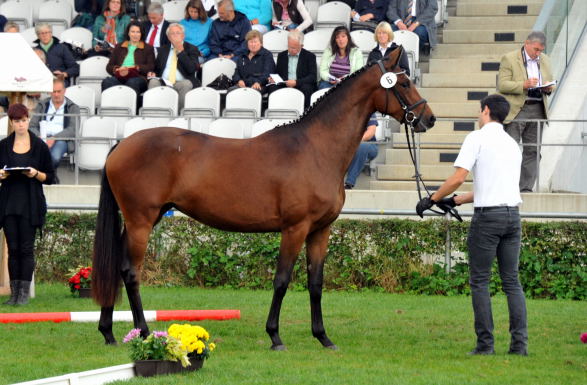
(184, 357, 204, 372)
(134, 360, 183, 377)
(78, 287, 91, 298)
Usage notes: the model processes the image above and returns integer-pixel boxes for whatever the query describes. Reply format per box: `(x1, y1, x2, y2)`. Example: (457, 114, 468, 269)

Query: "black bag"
(207, 74, 235, 90)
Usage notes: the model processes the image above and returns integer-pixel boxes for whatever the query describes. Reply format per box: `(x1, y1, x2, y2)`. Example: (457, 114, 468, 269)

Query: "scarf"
(104, 10, 119, 45)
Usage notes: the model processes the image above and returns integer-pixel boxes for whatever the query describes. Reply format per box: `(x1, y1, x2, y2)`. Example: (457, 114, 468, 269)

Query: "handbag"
(207, 74, 235, 90)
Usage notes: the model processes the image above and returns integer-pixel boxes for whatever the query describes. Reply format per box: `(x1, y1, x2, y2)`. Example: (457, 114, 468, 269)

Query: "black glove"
(436, 195, 458, 212)
(416, 197, 435, 218)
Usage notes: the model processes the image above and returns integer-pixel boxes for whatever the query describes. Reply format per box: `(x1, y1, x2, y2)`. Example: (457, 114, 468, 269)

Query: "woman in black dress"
(0, 104, 55, 305)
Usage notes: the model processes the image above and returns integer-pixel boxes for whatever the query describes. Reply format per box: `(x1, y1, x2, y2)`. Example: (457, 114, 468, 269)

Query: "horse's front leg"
(266, 225, 308, 350)
(306, 225, 337, 349)
(99, 306, 116, 344)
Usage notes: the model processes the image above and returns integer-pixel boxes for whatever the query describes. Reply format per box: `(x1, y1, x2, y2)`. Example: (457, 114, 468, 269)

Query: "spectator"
(345, 114, 378, 189)
(23, 49, 50, 112)
(234, 0, 272, 34)
(351, 0, 389, 32)
(209, 0, 252, 60)
(142, 2, 170, 54)
(0, 103, 55, 306)
(271, 0, 313, 32)
(319, 26, 364, 89)
(498, 31, 555, 193)
(147, 23, 201, 112)
(73, 0, 105, 29)
(0, 14, 6, 32)
(366, 21, 410, 76)
(33, 24, 80, 87)
(386, 0, 438, 53)
(3, 20, 18, 33)
(29, 78, 80, 174)
(102, 21, 155, 104)
(180, 0, 213, 60)
(92, 0, 131, 54)
(268, 30, 316, 107)
(233, 30, 275, 93)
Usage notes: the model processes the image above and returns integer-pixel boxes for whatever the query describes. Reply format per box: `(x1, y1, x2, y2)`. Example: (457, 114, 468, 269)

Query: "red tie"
(148, 24, 158, 46)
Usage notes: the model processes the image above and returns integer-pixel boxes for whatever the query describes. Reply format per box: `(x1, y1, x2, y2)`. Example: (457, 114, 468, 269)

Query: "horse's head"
(372, 47, 435, 133)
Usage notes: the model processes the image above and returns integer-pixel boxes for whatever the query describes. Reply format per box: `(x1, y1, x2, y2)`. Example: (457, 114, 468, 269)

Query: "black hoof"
(105, 339, 117, 346)
(270, 344, 287, 351)
(324, 344, 338, 350)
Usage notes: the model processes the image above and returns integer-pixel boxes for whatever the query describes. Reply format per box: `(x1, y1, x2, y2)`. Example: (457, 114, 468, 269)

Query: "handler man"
(416, 94, 528, 356)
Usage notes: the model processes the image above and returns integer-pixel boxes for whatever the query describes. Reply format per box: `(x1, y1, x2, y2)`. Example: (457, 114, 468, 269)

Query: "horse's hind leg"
(306, 226, 337, 349)
(121, 224, 152, 338)
(99, 306, 116, 345)
(266, 224, 308, 350)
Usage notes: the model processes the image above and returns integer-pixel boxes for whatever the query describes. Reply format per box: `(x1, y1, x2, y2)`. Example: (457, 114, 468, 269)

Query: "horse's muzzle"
(414, 114, 436, 133)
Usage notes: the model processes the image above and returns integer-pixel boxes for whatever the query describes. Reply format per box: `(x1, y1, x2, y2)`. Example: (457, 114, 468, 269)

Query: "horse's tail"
(92, 162, 123, 307)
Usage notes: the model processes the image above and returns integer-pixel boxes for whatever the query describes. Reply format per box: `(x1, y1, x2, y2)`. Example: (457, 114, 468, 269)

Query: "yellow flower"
(209, 343, 216, 351)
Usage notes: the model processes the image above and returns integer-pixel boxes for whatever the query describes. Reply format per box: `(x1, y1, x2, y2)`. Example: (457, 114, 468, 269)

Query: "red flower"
(581, 333, 587, 344)
(69, 274, 81, 284)
(80, 269, 90, 279)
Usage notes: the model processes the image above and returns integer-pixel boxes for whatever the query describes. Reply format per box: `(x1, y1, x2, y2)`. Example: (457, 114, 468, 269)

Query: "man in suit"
(268, 30, 317, 108)
(142, 2, 170, 55)
(147, 23, 201, 112)
(386, 0, 438, 53)
(498, 31, 554, 192)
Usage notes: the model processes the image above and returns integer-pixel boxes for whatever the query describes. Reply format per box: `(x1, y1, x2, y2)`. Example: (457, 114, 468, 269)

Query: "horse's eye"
(401, 82, 411, 89)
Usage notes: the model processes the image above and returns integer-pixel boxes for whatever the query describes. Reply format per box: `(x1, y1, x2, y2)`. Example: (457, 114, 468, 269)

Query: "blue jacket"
(209, 11, 252, 57)
(180, 18, 213, 57)
(233, 47, 275, 86)
(34, 37, 80, 86)
(355, 0, 389, 23)
(234, 0, 272, 29)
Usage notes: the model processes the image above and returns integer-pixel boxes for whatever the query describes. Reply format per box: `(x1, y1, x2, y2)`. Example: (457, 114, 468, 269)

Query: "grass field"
(0, 284, 585, 385)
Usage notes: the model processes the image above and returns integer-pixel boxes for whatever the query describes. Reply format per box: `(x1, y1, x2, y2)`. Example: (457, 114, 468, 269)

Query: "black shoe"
(508, 349, 528, 356)
(344, 183, 353, 190)
(520, 189, 532, 193)
(467, 348, 495, 356)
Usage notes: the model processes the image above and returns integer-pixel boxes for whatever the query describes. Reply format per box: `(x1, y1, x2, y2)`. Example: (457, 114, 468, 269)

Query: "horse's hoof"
(270, 344, 287, 351)
(105, 340, 117, 346)
(324, 344, 338, 350)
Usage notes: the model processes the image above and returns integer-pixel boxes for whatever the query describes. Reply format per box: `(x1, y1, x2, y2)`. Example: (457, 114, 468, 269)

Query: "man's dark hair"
(480, 94, 510, 123)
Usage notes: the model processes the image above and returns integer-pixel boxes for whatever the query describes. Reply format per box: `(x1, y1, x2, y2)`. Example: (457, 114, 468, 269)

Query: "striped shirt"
(329, 53, 351, 79)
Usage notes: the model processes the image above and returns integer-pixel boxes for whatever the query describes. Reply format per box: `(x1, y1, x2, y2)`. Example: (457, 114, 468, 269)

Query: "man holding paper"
(498, 31, 555, 192)
(268, 30, 316, 108)
(29, 79, 80, 178)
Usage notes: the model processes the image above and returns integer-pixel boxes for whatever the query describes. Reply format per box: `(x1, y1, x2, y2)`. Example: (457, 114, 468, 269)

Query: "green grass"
(0, 284, 585, 385)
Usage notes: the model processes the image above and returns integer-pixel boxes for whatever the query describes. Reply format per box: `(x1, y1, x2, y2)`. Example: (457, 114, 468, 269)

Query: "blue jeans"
(467, 207, 527, 352)
(345, 142, 378, 186)
(318, 81, 333, 90)
(392, 17, 429, 50)
(50, 140, 68, 169)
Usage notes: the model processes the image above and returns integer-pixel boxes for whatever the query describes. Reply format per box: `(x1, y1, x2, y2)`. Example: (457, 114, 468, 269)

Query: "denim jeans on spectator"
(391, 17, 429, 51)
(318, 81, 333, 90)
(49, 140, 68, 169)
(467, 206, 528, 352)
(345, 142, 378, 187)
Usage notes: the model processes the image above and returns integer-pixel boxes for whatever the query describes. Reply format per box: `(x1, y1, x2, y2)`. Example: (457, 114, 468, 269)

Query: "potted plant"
(68, 266, 92, 298)
(124, 324, 216, 377)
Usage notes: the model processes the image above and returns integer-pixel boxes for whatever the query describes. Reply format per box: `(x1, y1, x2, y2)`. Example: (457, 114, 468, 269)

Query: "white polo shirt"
(454, 121, 522, 207)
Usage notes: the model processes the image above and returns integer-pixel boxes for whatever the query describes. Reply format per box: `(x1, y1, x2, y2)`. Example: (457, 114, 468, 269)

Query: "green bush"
(34, 213, 587, 299)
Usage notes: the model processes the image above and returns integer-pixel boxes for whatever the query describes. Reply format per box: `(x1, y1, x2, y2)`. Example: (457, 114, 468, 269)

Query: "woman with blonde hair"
(367, 21, 410, 75)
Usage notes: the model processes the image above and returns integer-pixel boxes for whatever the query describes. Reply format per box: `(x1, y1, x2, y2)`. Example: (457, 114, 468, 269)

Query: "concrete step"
(386, 148, 461, 165)
(432, 43, 519, 58)
(443, 29, 532, 44)
(420, 88, 495, 103)
(377, 164, 474, 181)
(422, 73, 497, 88)
(427, 120, 479, 134)
(369, 180, 473, 192)
(392, 132, 467, 149)
(456, 2, 543, 17)
(428, 102, 480, 118)
(444, 16, 537, 30)
(429, 58, 502, 73)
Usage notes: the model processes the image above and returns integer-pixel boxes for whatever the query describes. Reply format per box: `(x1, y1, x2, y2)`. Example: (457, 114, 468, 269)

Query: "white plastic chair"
(182, 87, 221, 118)
(99, 85, 137, 137)
(162, 1, 188, 22)
(263, 29, 289, 58)
(251, 119, 289, 137)
(208, 118, 245, 139)
(393, 30, 420, 80)
(19, 27, 37, 47)
(77, 116, 117, 170)
(309, 88, 329, 106)
(316, 2, 350, 30)
(123, 117, 169, 138)
(224, 88, 262, 118)
(37, 0, 73, 36)
(65, 85, 96, 116)
(60, 27, 93, 51)
(201, 57, 237, 88)
(351, 30, 375, 54)
(0, 0, 33, 29)
(167, 117, 196, 131)
(265, 88, 305, 119)
(305, 0, 320, 27)
(0, 116, 9, 138)
(303, 28, 333, 53)
(76, 56, 110, 106)
(140, 86, 179, 117)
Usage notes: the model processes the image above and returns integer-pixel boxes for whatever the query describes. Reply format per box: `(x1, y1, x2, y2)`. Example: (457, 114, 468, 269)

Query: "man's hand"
(523, 77, 539, 89)
(436, 195, 458, 212)
(396, 21, 408, 30)
(359, 13, 374, 22)
(407, 21, 419, 32)
(285, 79, 296, 87)
(46, 139, 55, 148)
(237, 80, 246, 88)
(416, 197, 435, 218)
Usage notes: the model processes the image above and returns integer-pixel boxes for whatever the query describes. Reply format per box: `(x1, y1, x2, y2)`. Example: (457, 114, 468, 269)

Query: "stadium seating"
(393, 30, 420, 82)
(315, 2, 350, 30)
(0, 0, 33, 29)
(37, 0, 73, 37)
(208, 118, 245, 139)
(77, 116, 118, 170)
(250, 119, 289, 137)
(60, 27, 93, 51)
(224, 88, 262, 118)
(140, 86, 179, 117)
(123, 117, 170, 138)
(98, 85, 137, 137)
(19, 27, 37, 47)
(265, 88, 305, 119)
(76, 56, 110, 107)
(350, 29, 375, 62)
(263, 29, 289, 60)
(162, 1, 188, 23)
(201, 57, 236, 89)
(309, 88, 329, 106)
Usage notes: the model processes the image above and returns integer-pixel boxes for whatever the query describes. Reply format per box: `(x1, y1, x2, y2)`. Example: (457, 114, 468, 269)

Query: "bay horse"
(92, 47, 435, 350)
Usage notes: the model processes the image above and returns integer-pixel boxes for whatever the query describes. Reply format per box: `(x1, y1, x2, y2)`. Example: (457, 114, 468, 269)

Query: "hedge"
(34, 213, 587, 300)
